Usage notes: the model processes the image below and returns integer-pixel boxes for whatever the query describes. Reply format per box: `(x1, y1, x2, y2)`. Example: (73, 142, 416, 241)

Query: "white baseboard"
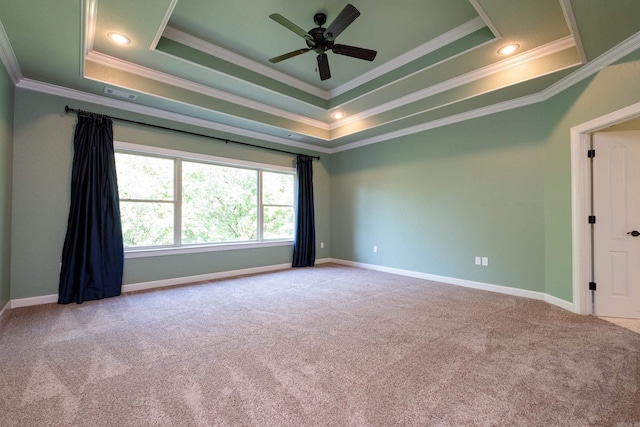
(7, 260, 335, 309)
(543, 293, 575, 312)
(0, 299, 10, 318)
(123, 258, 333, 293)
(10, 294, 58, 309)
(327, 258, 574, 313)
(4, 257, 572, 313)
(122, 262, 293, 293)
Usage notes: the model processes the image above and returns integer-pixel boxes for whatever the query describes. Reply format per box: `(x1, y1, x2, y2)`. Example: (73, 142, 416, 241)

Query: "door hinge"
(587, 149, 596, 158)
(589, 282, 597, 291)
(588, 215, 596, 224)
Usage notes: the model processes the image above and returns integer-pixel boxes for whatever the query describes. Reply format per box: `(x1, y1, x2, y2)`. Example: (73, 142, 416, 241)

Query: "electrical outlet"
(482, 257, 489, 266)
(475, 256, 481, 265)
(320, 242, 324, 249)
(373, 245, 378, 253)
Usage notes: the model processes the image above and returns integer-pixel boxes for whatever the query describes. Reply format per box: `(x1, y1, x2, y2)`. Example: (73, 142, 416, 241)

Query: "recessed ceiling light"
(332, 112, 345, 120)
(498, 44, 520, 56)
(107, 32, 131, 45)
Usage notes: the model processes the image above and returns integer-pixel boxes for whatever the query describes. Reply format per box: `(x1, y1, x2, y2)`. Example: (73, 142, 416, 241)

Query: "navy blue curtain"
(58, 112, 124, 304)
(292, 155, 315, 267)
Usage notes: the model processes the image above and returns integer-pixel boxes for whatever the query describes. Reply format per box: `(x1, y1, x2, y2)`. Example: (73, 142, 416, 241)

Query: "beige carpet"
(0, 264, 639, 426)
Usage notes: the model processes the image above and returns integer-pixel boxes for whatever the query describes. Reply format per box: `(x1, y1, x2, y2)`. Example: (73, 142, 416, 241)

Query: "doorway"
(592, 129, 640, 319)
(570, 101, 640, 316)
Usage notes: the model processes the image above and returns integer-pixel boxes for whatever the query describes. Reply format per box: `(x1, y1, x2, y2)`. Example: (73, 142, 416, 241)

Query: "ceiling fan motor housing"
(306, 26, 334, 53)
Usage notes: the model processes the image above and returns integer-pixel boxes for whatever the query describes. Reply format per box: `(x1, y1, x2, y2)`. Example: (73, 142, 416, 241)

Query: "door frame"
(571, 101, 640, 315)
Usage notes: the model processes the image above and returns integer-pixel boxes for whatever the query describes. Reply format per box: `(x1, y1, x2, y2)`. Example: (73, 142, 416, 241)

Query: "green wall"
(331, 104, 546, 292)
(330, 48, 640, 302)
(7, 48, 640, 304)
(542, 49, 640, 301)
(10, 89, 330, 299)
(0, 60, 13, 309)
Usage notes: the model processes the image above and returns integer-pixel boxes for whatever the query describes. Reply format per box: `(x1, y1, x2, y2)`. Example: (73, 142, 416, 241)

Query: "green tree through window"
(116, 153, 174, 247)
(263, 171, 294, 239)
(182, 162, 257, 244)
(115, 147, 295, 249)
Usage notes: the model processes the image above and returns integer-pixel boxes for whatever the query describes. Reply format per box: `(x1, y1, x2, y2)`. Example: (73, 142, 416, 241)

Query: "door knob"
(627, 230, 640, 237)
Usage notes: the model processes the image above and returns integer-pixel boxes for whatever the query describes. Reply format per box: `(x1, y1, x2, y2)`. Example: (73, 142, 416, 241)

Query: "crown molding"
(77, 29, 640, 157)
(329, 92, 544, 153)
(150, 0, 179, 50)
(83, 0, 97, 56)
(80, 0, 97, 79)
(328, 61, 579, 142)
(329, 29, 640, 153)
(15, 16, 640, 159)
(559, 0, 587, 64)
(163, 17, 489, 103)
(0, 18, 23, 84)
(541, 30, 640, 100)
(329, 17, 489, 98)
(27, 28, 640, 158)
(16, 78, 332, 154)
(468, 0, 502, 39)
(163, 26, 330, 100)
(326, 38, 498, 118)
(332, 35, 577, 130)
(86, 51, 330, 132)
(15, 23, 640, 159)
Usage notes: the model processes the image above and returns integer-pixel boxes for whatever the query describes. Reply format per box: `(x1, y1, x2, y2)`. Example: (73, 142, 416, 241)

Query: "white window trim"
(115, 141, 295, 173)
(124, 240, 293, 259)
(115, 141, 295, 259)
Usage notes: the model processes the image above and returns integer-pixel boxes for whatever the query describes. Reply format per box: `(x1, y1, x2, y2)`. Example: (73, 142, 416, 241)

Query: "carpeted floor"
(0, 264, 639, 426)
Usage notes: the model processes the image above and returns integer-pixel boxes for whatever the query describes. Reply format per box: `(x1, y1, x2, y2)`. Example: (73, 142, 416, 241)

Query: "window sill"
(124, 240, 294, 259)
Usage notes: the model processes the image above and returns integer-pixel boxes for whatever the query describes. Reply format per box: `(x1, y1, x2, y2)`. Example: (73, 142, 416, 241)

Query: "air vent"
(104, 87, 137, 101)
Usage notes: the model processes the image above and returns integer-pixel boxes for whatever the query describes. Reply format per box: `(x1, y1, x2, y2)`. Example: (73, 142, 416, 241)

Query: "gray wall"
(10, 89, 330, 299)
(0, 60, 13, 309)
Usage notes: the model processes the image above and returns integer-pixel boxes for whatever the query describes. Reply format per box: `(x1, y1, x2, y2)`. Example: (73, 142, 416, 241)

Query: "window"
(114, 142, 295, 255)
(262, 171, 295, 239)
(181, 162, 258, 244)
(117, 153, 175, 247)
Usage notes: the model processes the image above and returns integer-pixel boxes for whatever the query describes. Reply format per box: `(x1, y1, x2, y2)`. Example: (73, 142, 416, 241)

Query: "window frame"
(115, 141, 296, 259)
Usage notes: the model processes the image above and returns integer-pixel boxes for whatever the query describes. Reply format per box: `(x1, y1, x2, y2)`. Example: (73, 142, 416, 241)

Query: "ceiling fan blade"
(269, 48, 311, 63)
(317, 53, 331, 81)
(323, 4, 360, 41)
(332, 44, 377, 61)
(269, 14, 313, 42)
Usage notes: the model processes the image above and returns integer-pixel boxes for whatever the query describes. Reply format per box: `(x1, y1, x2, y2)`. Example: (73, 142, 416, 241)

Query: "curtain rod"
(64, 106, 320, 160)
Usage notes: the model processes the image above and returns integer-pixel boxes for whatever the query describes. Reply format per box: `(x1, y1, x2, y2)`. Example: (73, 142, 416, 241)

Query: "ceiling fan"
(268, 4, 377, 81)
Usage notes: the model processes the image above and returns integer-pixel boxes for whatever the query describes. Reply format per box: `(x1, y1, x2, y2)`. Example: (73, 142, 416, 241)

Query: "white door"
(593, 130, 640, 319)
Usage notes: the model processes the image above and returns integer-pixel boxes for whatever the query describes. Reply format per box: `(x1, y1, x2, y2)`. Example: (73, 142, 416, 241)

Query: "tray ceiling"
(1, 0, 640, 152)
